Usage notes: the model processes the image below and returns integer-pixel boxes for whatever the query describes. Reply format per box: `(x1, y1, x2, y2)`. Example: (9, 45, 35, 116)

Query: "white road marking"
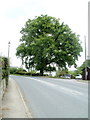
(44, 78, 88, 84)
(27, 77, 84, 96)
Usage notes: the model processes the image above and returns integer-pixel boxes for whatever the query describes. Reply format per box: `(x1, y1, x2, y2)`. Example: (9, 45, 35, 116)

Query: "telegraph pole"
(84, 36, 87, 80)
(8, 42, 10, 76)
(8, 42, 10, 59)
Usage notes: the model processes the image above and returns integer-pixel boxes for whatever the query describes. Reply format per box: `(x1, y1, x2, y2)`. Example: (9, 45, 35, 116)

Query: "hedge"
(0, 56, 9, 87)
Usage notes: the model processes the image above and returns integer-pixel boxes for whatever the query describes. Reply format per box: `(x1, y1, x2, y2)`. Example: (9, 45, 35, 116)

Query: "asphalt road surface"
(10, 75, 88, 118)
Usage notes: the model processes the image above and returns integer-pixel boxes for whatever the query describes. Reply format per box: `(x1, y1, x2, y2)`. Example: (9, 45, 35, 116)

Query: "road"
(10, 75, 88, 118)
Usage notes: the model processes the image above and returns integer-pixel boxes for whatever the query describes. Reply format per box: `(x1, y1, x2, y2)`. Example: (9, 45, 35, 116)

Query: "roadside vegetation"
(10, 59, 90, 80)
(0, 56, 9, 87)
(10, 67, 44, 76)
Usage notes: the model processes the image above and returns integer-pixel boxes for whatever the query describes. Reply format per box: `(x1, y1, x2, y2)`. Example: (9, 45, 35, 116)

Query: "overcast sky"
(0, 0, 89, 70)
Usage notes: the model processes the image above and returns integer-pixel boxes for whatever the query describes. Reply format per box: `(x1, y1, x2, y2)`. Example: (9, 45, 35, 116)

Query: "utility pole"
(8, 41, 10, 59)
(84, 36, 87, 80)
(8, 42, 10, 76)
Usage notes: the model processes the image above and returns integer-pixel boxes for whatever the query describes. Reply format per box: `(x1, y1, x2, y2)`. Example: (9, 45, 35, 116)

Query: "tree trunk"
(40, 69, 44, 76)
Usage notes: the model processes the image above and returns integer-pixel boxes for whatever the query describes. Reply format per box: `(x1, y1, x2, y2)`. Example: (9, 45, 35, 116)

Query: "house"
(82, 67, 90, 80)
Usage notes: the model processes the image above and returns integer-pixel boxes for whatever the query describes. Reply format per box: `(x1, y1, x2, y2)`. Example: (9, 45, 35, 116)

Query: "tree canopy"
(16, 15, 82, 75)
(76, 59, 90, 74)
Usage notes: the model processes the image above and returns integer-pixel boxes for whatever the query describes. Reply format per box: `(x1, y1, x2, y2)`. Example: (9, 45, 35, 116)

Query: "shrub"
(10, 67, 27, 74)
(10, 67, 17, 74)
(1, 57, 9, 86)
(56, 69, 68, 77)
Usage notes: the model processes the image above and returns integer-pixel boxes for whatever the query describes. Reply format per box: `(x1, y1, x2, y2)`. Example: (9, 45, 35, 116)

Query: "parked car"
(75, 75, 82, 79)
(61, 75, 71, 79)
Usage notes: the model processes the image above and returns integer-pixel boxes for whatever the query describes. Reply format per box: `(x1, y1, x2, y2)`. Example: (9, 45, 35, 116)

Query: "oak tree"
(16, 15, 82, 75)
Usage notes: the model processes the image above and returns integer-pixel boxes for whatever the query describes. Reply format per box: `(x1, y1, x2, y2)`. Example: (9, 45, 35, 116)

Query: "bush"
(10, 67, 27, 74)
(56, 69, 69, 77)
(10, 67, 48, 76)
(1, 57, 9, 86)
(10, 67, 17, 74)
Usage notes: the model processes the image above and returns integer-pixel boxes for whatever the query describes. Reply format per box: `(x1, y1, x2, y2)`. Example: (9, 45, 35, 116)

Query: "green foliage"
(74, 60, 90, 76)
(81, 59, 90, 68)
(10, 67, 26, 74)
(10, 67, 40, 76)
(10, 67, 18, 74)
(68, 60, 90, 79)
(1, 57, 9, 86)
(68, 70, 78, 79)
(16, 15, 83, 76)
(56, 69, 68, 77)
(18, 72, 40, 76)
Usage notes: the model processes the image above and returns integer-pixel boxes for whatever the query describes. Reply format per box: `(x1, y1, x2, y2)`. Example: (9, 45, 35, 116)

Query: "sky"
(0, 0, 89, 70)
